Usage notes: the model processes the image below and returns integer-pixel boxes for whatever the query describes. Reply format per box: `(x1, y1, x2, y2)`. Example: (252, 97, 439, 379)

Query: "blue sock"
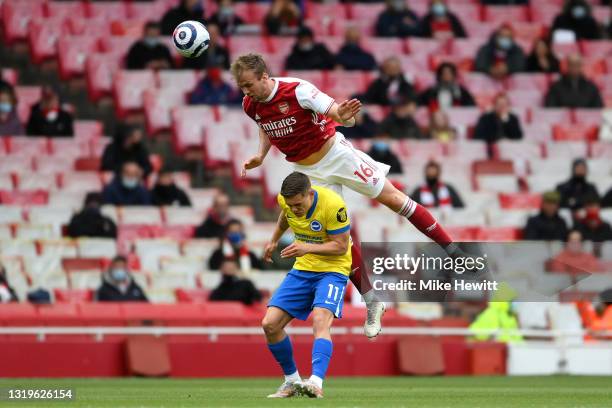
(311, 338, 333, 379)
(267, 336, 297, 376)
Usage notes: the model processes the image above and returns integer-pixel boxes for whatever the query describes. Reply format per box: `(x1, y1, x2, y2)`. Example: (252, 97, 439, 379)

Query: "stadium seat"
(85, 1, 127, 19)
(498, 192, 542, 210)
(182, 239, 219, 263)
(531, 108, 573, 126)
(134, 239, 181, 272)
(496, 140, 543, 161)
(28, 17, 64, 64)
(175, 288, 210, 303)
(331, 19, 372, 37)
(163, 207, 205, 227)
(324, 71, 371, 102)
(113, 70, 156, 118)
(14, 86, 42, 123)
(86, 52, 121, 101)
(1, 68, 18, 86)
(184, 188, 218, 211)
(348, 3, 385, 22)
(506, 73, 550, 93)
(482, 5, 528, 24)
(204, 122, 247, 168)
(0, 156, 33, 173)
(573, 109, 603, 126)
(363, 38, 407, 63)
(581, 40, 612, 59)
(228, 35, 272, 58)
(0, 174, 13, 191)
(76, 238, 117, 259)
(58, 35, 99, 79)
(1, 239, 37, 257)
(15, 173, 59, 191)
(544, 141, 589, 159)
(119, 207, 163, 226)
(60, 171, 103, 192)
(522, 123, 553, 142)
(2, 1, 45, 44)
(0, 190, 48, 206)
(171, 106, 217, 152)
(553, 124, 599, 141)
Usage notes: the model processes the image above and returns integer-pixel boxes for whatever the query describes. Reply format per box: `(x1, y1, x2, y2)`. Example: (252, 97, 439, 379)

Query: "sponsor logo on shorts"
(324, 300, 336, 305)
(373, 177, 379, 186)
(310, 220, 322, 232)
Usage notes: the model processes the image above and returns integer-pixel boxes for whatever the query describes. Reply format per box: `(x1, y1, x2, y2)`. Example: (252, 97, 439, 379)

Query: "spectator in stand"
(556, 158, 600, 211)
(411, 160, 464, 208)
(545, 53, 603, 108)
(126, 21, 174, 70)
(602, 186, 612, 208)
(418, 62, 475, 111)
(475, 25, 526, 79)
(67, 192, 118, 239)
(427, 110, 457, 142)
(160, 0, 205, 35)
(102, 161, 152, 206)
(367, 133, 403, 175)
(265, 0, 302, 35)
(96, 256, 148, 302)
(573, 196, 612, 249)
(285, 26, 335, 71)
(209, 258, 262, 305)
(361, 57, 415, 106)
(379, 97, 424, 139)
(151, 170, 192, 207)
(481, 0, 528, 4)
(419, 0, 467, 40)
(526, 38, 560, 73)
(473, 92, 523, 143)
(181, 23, 230, 70)
(523, 191, 568, 241)
(547, 230, 603, 274)
(375, 0, 420, 38)
(208, 0, 244, 36)
(0, 84, 23, 135)
(26, 85, 73, 137)
(195, 193, 231, 238)
(101, 123, 152, 178)
(335, 26, 377, 71)
(0, 263, 18, 303)
(208, 219, 264, 271)
(338, 110, 379, 139)
(189, 67, 242, 105)
(551, 0, 602, 40)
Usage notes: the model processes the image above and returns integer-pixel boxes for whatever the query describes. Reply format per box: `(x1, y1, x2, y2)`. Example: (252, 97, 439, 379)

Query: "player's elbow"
(334, 239, 349, 255)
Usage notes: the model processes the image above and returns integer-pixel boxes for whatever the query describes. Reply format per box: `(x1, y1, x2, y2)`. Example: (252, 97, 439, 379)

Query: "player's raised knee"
(261, 316, 280, 336)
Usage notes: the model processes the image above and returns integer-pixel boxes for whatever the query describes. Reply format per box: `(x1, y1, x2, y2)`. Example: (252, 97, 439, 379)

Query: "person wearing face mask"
(547, 230, 603, 274)
(209, 258, 263, 305)
(126, 21, 174, 70)
(361, 57, 416, 106)
(551, 0, 602, 40)
(475, 25, 526, 79)
(378, 97, 424, 139)
(366, 131, 403, 174)
(523, 191, 568, 241)
(160, 0, 205, 35)
(285, 26, 335, 71)
(96, 256, 148, 302)
(0, 263, 18, 303)
(0, 85, 24, 135)
(265, 0, 302, 36)
(411, 160, 464, 209)
(67, 192, 118, 238)
(473, 92, 523, 146)
(418, 62, 475, 111)
(181, 23, 230, 70)
(26, 85, 73, 137)
(101, 123, 153, 178)
(556, 158, 600, 211)
(151, 170, 192, 207)
(208, 219, 265, 271)
(545, 53, 603, 108)
(335, 27, 377, 71)
(375, 0, 420, 38)
(419, 0, 466, 40)
(195, 193, 232, 238)
(189, 67, 242, 105)
(208, 0, 244, 36)
(573, 196, 612, 255)
(102, 161, 152, 206)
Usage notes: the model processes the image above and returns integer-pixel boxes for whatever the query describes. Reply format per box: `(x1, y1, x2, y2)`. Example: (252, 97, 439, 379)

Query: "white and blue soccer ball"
(173, 20, 210, 58)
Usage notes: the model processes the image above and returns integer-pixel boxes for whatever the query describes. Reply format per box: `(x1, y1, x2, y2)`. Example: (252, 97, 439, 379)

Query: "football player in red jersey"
(232, 53, 458, 338)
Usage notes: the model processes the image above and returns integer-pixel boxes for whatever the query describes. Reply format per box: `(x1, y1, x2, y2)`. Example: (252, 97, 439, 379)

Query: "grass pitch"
(0, 376, 609, 408)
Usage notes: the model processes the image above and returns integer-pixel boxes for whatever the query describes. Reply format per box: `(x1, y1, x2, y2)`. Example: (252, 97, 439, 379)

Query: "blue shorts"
(268, 269, 349, 321)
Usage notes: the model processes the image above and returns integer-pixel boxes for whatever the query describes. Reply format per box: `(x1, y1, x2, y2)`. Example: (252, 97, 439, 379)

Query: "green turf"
(0, 376, 610, 408)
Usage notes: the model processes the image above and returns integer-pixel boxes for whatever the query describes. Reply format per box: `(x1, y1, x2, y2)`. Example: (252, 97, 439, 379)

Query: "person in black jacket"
(556, 158, 600, 211)
(181, 23, 230, 70)
(473, 93, 523, 143)
(366, 133, 403, 174)
(195, 193, 231, 238)
(0, 263, 18, 303)
(102, 161, 152, 206)
(601, 186, 612, 208)
(96, 256, 148, 302)
(335, 27, 377, 71)
(545, 53, 603, 108)
(525, 38, 560, 74)
(474, 25, 526, 79)
(375, 0, 420, 38)
(337, 110, 379, 139)
(125, 21, 174, 70)
(160, 0, 205, 35)
(573, 196, 612, 244)
(67, 193, 117, 239)
(411, 160, 464, 208)
(379, 97, 424, 139)
(419, 0, 467, 39)
(285, 26, 335, 71)
(208, 220, 264, 271)
(209, 258, 262, 305)
(26, 85, 73, 137)
(361, 56, 415, 106)
(551, 0, 602, 41)
(151, 170, 192, 207)
(523, 191, 568, 241)
(207, 0, 244, 36)
(101, 123, 152, 178)
(418, 62, 475, 111)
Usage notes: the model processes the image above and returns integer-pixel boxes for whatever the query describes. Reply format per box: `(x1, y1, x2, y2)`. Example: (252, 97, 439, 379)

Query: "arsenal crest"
(278, 102, 289, 114)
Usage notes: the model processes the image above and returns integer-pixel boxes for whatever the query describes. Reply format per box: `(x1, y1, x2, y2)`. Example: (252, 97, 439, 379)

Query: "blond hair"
(230, 53, 269, 80)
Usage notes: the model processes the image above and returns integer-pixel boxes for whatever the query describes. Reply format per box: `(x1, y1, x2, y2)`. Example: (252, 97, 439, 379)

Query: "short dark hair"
(111, 255, 127, 264)
(280, 172, 311, 198)
(144, 21, 161, 32)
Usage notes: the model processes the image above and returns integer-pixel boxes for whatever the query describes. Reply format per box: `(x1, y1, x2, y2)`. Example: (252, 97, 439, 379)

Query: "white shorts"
(293, 132, 391, 199)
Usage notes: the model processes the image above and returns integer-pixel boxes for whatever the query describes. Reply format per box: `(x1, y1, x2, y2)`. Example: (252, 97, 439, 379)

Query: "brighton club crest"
(278, 102, 289, 114)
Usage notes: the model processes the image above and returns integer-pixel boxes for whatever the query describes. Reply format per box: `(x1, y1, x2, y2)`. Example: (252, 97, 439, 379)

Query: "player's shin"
(310, 338, 333, 389)
(267, 336, 300, 383)
(349, 243, 375, 299)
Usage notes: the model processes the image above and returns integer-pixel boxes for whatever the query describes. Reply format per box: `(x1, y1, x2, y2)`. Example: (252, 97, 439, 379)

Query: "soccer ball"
(173, 21, 210, 58)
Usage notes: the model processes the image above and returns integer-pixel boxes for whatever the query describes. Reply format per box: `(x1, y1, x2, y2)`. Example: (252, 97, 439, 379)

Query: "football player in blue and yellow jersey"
(262, 172, 351, 399)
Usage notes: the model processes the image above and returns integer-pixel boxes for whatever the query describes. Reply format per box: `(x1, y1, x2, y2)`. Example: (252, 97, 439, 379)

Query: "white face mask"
(122, 177, 139, 189)
(111, 268, 128, 282)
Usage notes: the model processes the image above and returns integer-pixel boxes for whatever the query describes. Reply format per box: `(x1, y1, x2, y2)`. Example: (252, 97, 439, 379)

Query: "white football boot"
(266, 381, 298, 398)
(294, 379, 324, 398)
(364, 301, 385, 338)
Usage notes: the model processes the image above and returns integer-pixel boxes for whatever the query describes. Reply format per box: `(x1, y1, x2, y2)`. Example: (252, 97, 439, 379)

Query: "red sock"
(400, 200, 453, 247)
(349, 242, 373, 295)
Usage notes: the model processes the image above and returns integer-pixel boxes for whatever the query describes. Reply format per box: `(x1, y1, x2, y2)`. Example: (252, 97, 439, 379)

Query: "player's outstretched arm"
(241, 128, 272, 178)
(264, 210, 290, 262)
(281, 231, 350, 258)
(327, 99, 362, 127)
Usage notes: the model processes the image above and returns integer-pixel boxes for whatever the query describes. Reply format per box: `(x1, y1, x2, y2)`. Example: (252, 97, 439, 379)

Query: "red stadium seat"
(307, 2, 348, 20)
(28, 17, 65, 64)
(573, 109, 603, 126)
(544, 140, 589, 158)
(506, 90, 544, 108)
(58, 35, 99, 79)
(464, 22, 497, 40)
(332, 19, 373, 37)
(496, 140, 543, 161)
(5, 136, 47, 155)
(530, 108, 572, 126)
(86, 52, 121, 101)
(171, 106, 217, 153)
(144, 88, 187, 135)
(475, 227, 521, 241)
(461, 73, 505, 93)
(483, 6, 529, 25)
(204, 122, 248, 167)
(2, 2, 46, 44)
(15, 173, 59, 191)
(348, 3, 385, 21)
(113, 70, 156, 118)
(0, 190, 49, 205)
(590, 141, 612, 158)
(498, 192, 542, 209)
(85, 1, 128, 20)
(553, 124, 599, 141)
(15, 85, 42, 123)
(445, 226, 479, 241)
(505, 73, 550, 92)
(98, 35, 134, 56)
(157, 70, 199, 93)
(175, 288, 210, 303)
(284, 70, 325, 86)
(228, 35, 273, 58)
(1, 68, 18, 86)
(530, 4, 559, 25)
(54, 288, 94, 303)
(324, 71, 371, 101)
(126, 0, 169, 21)
(73, 120, 103, 141)
(109, 19, 147, 37)
(580, 41, 612, 59)
(362, 38, 407, 62)
(406, 38, 448, 56)
(445, 107, 481, 127)
(45, 1, 86, 19)
(66, 15, 111, 36)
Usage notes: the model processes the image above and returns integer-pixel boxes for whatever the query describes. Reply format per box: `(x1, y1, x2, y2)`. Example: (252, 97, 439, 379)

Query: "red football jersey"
(242, 77, 337, 162)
